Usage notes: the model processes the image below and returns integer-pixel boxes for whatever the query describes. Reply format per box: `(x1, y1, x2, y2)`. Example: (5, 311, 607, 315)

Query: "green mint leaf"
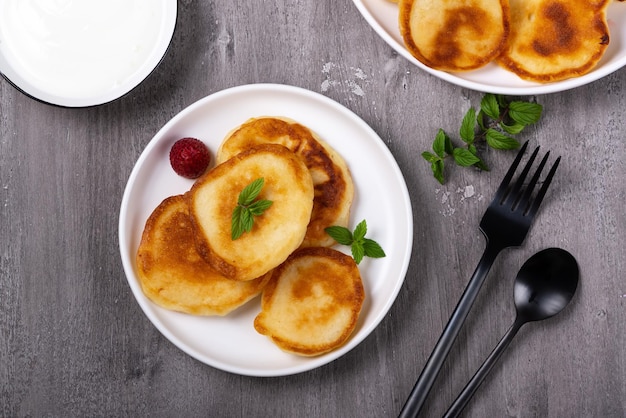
(248, 199, 273, 216)
(500, 121, 525, 135)
(485, 129, 520, 150)
(481, 93, 500, 120)
(351, 241, 365, 265)
(353, 220, 367, 241)
(473, 158, 489, 171)
(433, 129, 447, 158)
(452, 147, 481, 167)
(422, 151, 439, 164)
(231, 206, 244, 240)
(459, 108, 476, 144)
(509, 101, 542, 125)
(444, 133, 454, 155)
(362, 238, 386, 258)
(241, 208, 254, 233)
(432, 159, 445, 184)
(495, 94, 508, 108)
(467, 145, 489, 171)
(324, 226, 353, 246)
(238, 177, 264, 206)
(467, 145, 488, 170)
(480, 93, 500, 119)
(476, 110, 487, 130)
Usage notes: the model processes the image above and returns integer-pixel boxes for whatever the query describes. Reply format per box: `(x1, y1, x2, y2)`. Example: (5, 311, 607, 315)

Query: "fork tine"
(526, 155, 561, 217)
(507, 146, 540, 207)
(493, 141, 529, 203)
(517, 151, 550, 213)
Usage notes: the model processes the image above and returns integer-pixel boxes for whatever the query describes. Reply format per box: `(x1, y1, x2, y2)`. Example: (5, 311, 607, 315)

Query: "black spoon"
(443, 248, 579, 418)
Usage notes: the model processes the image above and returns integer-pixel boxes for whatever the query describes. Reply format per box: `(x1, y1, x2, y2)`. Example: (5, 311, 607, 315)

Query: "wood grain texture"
(1, 1, 625, 417)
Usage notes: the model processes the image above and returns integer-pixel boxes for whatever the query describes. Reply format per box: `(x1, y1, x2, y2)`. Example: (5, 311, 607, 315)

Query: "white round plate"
(352, 0, 626, 95)
(119, 84, 413, 376)
(0, 0, 177, 107)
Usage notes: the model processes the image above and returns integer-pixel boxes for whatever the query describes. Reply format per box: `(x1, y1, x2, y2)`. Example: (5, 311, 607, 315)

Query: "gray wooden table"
(2, 1, 625, 417)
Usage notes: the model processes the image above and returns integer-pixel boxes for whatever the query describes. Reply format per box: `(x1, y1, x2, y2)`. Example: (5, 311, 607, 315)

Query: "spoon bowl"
(514, 247, 579, 322)
(443, 248, 579, 418)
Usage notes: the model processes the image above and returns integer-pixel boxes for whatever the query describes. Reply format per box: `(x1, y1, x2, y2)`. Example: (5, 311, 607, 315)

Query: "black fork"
(399, 141, 560, 418)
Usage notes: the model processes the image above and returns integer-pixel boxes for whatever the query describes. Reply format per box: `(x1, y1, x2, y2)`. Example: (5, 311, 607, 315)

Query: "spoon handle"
(398, 243, 502, 418)
(442, 319, 524, 418)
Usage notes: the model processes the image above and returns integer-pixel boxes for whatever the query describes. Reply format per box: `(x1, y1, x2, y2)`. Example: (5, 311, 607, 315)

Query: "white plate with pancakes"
(119, 84, 413, 376)
(352, 0, 626, 95)
(0, 0, 177, 107)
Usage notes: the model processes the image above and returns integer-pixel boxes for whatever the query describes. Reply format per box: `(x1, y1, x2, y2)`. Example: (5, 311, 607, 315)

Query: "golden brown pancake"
(217, 117, 354, 248)
(497, 0, 610, 82)
(188, 143, 314, 282)
(399, 0, 510, 71)
(136, 195, 271, 316)
(254, 247, 365, 357)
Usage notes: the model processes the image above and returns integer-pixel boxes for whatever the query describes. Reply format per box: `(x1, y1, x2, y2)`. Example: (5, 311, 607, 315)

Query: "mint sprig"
(422, 93, 543, 184)
(325, 220, 385, 264)
(231, 178, 273, 240)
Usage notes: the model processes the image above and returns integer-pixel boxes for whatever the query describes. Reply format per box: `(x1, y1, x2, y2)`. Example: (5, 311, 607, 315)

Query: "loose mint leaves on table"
(422, 93, 543, 184)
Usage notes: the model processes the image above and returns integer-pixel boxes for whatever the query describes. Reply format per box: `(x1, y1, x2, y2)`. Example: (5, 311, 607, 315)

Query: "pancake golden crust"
(188, 143, 314, 282)
(399, 0, 510, 71)
(254, 247, 365, 357)
(136, 195, 271, 316)
(217, 117, 354, 248)
(498, 0, 610, 82)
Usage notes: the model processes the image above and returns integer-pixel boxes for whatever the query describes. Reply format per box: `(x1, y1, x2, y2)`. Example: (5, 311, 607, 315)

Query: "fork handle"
(398, 243, 502, 418)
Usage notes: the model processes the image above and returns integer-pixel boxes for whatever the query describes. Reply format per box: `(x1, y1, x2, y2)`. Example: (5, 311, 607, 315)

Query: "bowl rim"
(0, 0, 178, 108)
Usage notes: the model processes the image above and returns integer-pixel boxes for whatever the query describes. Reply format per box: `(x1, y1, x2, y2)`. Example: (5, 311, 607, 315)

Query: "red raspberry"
(169, 138, 211, 179)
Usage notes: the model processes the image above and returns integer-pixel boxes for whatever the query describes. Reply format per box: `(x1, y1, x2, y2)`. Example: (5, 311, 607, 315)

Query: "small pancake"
(217, 117, 354, 248)
(136, 195, 271, 316)
(399, 0, 510, 71)
(188, 143, 314, 281)
(497, 0, 610, 82)
(254, 247, 365, 357)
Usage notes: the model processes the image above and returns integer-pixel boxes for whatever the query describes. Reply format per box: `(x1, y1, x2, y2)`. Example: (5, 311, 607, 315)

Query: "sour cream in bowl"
(0, 0, 177, 107)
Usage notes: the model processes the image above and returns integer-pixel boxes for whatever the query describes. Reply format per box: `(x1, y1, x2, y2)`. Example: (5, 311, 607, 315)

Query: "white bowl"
(0, 0, 177, 107)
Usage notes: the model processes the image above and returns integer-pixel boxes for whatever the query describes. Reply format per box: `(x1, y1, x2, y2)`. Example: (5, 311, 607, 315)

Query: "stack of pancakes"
(398, 0, 612, 82)
(136, 194, 272, 316)
(136, 117, 364, 356)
